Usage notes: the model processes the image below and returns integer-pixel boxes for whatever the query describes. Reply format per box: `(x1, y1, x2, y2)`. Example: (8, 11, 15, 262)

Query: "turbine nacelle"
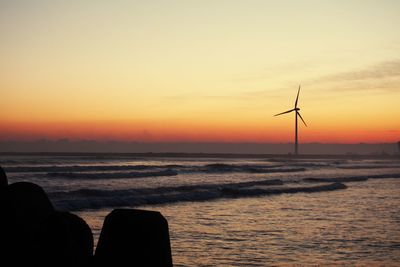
(274, 85, 306, 127)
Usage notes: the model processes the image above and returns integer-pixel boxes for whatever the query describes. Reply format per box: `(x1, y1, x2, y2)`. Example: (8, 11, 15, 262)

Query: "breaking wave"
(3, 164, 185, 173)
(4, 155, 399, 213)
(50, 171, 400, 211)
(46, 169, 178, 179)
(4, 163, 307, 177)
(50, 180, 347, 211)
(303, 173, 400, 183)
(337, 165, 400, 170)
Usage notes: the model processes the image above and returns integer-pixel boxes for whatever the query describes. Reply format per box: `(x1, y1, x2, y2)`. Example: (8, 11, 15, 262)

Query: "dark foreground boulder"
(6, 182, 54, 236)
(1, 182, 55, 266)
(0, 167, 173, 267)
(94, 209, 173, 267)
(33, 211, 94, 267)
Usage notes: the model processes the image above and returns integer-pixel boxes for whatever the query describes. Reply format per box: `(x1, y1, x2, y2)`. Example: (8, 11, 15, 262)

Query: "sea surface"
(2, 154, 400, 266)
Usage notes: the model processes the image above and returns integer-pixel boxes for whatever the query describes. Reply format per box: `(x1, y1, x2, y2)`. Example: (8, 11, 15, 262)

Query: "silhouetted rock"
(7, 182, 54, 236)
(0, 166, 7, 187)
(0, 168, 174, 267)
(0, 167, 12, 262)
(33, 211, 94, 267)
(94, 209, 173, 267)
(1, 182, 54, 266)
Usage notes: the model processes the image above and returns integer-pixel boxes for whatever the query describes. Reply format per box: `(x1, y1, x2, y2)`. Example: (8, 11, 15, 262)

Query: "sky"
(1, 0, 400, 144)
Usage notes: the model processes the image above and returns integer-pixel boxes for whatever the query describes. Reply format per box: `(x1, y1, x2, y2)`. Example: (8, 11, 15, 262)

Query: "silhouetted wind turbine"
(274, 85, 307, 155)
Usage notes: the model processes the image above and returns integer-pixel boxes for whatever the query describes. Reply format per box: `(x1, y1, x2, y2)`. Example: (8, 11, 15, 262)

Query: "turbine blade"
(295, 85, 300, 108)
(274, 109, 295, 116)
(297, 112, 307, 127)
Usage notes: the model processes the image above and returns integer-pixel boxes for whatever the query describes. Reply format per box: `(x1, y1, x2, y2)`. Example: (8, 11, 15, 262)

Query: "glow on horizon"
(1, 1, 400, 143)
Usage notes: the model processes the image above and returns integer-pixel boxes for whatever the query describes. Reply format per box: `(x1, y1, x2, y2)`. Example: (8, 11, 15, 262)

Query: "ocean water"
(2, 154, 400, 266)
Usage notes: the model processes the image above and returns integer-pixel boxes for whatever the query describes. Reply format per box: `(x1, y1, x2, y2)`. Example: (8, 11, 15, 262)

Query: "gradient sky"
(1, 0, 400, 143)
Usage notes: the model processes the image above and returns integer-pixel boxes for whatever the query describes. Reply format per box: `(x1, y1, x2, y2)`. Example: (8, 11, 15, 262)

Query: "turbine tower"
(274, 85, 307, 155)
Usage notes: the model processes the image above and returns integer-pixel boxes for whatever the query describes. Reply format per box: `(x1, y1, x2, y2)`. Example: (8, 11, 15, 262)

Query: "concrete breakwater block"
(1, 181, 55, 266)
(33, 211, 94, 267)
(6, 182, 54, 230)
(0, 167, 173, 267)
(94, 209, 173, 267)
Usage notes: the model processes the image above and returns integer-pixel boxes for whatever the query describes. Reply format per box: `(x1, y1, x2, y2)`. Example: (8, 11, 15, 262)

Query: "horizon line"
(1, 139, 399, 145)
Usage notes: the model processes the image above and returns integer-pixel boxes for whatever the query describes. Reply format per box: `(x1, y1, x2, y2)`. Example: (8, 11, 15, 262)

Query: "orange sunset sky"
(1, 0, 400, 143)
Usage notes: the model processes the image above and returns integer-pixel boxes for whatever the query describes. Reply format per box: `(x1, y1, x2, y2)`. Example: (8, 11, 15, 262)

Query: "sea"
(1, 153, 400, 266)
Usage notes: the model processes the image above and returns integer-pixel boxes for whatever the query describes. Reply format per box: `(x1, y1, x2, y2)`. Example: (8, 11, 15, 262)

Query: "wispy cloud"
(323, 60, 400, 82)
(165, 59, 400, 103)
(313, 59, 400, 92)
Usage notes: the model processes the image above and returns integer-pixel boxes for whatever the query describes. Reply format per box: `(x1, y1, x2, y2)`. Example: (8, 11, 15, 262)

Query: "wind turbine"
(274, 85, 307, 155)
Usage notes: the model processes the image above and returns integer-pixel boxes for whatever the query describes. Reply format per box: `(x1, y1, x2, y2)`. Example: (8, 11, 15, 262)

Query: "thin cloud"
(323, 60, 400, 81)
(166, 59, 400, 102)
(313, 60, 400, 92)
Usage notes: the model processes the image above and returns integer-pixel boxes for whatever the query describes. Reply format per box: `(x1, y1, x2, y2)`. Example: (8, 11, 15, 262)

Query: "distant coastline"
(1, 151, 399, 160)
(1, 140, 399, 156)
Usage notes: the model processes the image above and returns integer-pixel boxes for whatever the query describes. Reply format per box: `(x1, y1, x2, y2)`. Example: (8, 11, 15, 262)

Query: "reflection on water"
(79, 178, 400, 266)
